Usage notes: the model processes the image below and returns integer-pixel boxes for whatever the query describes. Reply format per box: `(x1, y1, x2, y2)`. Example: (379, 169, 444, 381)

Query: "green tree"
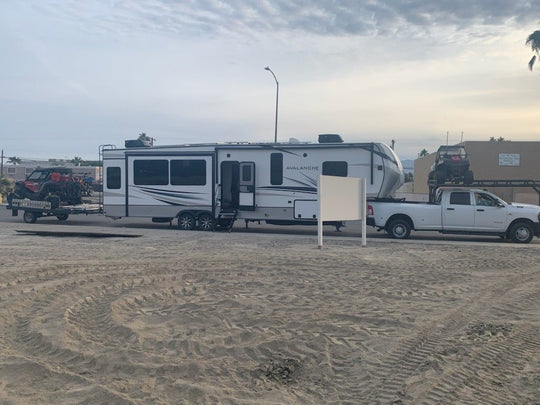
(404, 172, 414, 183)
(0, 175, 14, 198)
(7, 156, 21, 165)
(138, 132, 155, 145)
(419, 148, 429, 157)
(71, 156, 84, 166)
(526, 30, 540, 71)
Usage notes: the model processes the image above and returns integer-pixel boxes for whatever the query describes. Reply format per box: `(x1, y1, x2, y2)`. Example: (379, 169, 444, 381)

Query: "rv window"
(106, 167, 121, 189)
(242, 164, 252, 182)
(270, 153, 283, 185)
(170, 159, 206, 186)
(134, 160, 169, 185)
(449, 192, 471, 205)
(322, 161, 348, 177)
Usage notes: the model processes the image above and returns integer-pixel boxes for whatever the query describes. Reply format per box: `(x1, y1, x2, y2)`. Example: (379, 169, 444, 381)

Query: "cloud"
(25, 0, 539, 40)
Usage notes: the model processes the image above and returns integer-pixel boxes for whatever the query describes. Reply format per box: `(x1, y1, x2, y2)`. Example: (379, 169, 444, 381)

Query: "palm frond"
(525, 30, 540, 53)
(529, 55, 536, 71)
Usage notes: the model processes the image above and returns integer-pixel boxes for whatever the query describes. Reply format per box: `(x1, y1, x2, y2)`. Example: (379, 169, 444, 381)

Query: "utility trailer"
(101, 135, 404, 230)
(7, 198, 102, 223)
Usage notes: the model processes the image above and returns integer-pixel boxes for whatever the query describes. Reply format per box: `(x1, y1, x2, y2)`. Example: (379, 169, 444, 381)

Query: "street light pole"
(264, 66, 279, 143)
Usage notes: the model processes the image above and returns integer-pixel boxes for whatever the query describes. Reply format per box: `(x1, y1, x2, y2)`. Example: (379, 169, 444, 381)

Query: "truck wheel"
(387, 219, 411, 239)
(508, 222, 533, 244)
(23, 211, 38, 224)
(197, 213, 215, 231)
(56, 214, 69, 221)
(177, 212, 196, 230)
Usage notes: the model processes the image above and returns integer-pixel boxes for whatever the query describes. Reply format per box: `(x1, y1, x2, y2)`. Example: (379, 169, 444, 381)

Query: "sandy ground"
(0, 220, 538, 404)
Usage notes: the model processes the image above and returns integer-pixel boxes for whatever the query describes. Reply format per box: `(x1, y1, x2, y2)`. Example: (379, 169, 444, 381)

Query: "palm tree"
(7, 156, 21, 165)
(419, 148, 429, 157)
(526, 30, 540, 71)
(138, 132, 155, 146)
(71, 156, 84, 166)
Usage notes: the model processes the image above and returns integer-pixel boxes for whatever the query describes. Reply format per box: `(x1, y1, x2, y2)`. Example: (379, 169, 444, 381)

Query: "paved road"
(2, 203, 538, 245)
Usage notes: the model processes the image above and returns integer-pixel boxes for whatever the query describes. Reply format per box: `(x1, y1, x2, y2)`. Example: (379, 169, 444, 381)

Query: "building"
(414, 141, 540, 204)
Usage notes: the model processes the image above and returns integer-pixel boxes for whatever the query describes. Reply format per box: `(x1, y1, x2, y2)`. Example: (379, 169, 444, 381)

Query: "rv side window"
(134, 160, 169, 185)
(270, 153, 283, 185)
(170, 159, 207, 186)
(322, 161, 348, 177)
(449, 192, 471, 205)
(106, 167, 121, 189)
(242, 164, 252, 182)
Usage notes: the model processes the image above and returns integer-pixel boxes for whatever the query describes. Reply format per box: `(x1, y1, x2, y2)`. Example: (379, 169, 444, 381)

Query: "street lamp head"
(264, 66, 270, 71)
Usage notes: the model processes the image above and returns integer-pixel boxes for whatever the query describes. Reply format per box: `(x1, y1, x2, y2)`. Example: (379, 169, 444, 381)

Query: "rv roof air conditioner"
(125, 139, 152, 148)
(318, 134, 343, 143)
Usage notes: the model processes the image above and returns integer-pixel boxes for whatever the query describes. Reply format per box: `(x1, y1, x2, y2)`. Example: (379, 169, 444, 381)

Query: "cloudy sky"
(1, 1, 539, 161)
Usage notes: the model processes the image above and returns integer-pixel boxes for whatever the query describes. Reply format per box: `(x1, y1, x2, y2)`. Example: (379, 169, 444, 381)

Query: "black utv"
(428, 145, 474, 186)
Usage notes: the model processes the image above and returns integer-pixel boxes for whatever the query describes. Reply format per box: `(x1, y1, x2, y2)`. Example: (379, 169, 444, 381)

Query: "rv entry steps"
(215, 209, 238, 232)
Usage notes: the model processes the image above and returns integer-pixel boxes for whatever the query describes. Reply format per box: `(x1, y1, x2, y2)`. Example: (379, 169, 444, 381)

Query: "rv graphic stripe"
(136, 187, 207, 202)
(258, 186, 317, 194)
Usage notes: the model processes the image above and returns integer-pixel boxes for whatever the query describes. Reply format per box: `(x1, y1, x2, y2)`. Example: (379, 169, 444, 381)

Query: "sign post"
(318, 175, 367, 248)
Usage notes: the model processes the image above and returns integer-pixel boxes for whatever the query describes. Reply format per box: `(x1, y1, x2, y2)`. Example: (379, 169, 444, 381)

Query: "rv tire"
(177, 212, 196, 230)
(198, 213, 215, 231)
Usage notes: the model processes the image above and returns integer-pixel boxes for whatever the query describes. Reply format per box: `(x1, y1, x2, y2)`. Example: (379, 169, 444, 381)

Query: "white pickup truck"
(367, 188, 540, 243)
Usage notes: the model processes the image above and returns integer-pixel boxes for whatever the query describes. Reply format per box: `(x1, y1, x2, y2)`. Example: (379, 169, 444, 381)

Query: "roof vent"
(318, 134, 343, 143)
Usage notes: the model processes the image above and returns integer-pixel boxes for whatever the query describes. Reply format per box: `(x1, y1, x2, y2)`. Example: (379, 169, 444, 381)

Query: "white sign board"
(499, 153, 520, 166)
(317, 175, 367, 248)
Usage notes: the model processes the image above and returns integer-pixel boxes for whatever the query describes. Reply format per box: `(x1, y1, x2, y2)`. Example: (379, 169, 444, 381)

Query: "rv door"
(239, 162, 255, 211)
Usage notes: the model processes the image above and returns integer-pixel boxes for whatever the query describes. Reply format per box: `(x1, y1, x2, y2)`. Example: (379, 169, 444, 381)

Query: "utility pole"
(0, 149, 4, 177)
(264, 66, 279, 143)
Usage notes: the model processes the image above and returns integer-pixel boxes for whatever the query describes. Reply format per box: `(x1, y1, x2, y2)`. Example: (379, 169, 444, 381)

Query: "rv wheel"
(198, 213, 215, 231)
(56, 214, 69, 221)
(177, 212, 196, 230)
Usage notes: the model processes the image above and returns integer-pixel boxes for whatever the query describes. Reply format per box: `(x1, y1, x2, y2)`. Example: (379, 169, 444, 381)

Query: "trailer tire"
(56, 214, 69, 221)
(177, 212, 196, 230)
(197, 213, 215, 231)
(508, 221, 533, 244)
(23, 211, 38, 224)
(387, 218, 412, 239)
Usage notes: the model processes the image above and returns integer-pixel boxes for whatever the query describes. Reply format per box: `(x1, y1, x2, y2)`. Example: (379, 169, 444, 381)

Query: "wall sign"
(499, 153, 520, 166)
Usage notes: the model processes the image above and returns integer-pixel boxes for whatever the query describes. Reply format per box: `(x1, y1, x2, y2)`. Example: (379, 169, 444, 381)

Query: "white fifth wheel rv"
(101, 135, 404, 230)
